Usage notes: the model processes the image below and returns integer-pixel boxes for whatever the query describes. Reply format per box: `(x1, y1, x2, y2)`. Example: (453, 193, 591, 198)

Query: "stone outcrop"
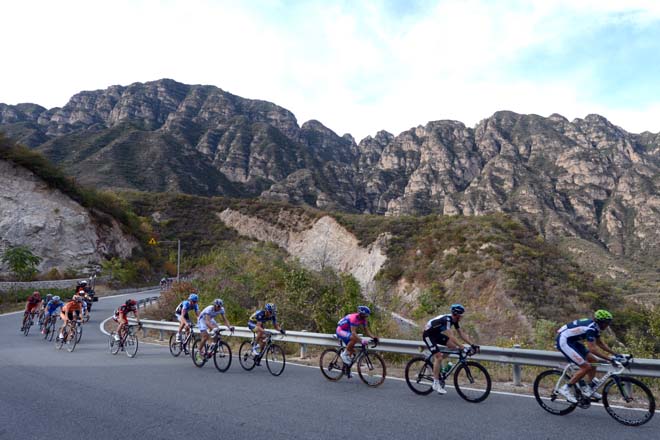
(217, 208, 389, 293)
(0, 159, 138, 275)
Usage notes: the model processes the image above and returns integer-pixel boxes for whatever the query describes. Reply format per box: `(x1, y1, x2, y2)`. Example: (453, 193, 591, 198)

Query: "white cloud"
(1, 0, 659, 141)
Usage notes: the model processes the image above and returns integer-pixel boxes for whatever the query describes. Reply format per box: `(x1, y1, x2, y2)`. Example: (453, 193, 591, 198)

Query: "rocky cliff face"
(2, 79, 659, 269)
(0, 159, 138, 275)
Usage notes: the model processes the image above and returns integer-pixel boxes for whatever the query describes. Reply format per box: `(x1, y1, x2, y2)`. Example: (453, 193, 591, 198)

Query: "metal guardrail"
(130, 317, 660, 379)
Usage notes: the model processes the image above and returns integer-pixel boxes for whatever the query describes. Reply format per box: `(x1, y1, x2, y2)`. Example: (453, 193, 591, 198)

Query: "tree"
(1, 246, 42, 281)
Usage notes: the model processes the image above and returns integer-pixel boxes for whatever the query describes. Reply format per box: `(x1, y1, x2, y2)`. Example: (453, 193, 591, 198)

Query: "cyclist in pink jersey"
(336, 305, 379, 364)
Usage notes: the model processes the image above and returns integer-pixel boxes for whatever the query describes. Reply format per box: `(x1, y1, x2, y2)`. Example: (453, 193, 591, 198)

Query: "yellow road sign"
(148, 238, 158, 245)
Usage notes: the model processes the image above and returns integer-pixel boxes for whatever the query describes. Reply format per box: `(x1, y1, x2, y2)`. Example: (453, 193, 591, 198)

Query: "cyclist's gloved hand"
(229, 326, 235, 333)
(280, 329, 286, 335)
(372, 337, 380, 345)
(471, 344, 480, 353)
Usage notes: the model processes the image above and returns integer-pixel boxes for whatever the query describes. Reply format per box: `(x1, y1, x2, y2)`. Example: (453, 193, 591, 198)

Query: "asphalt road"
(1, 290, 657, 440)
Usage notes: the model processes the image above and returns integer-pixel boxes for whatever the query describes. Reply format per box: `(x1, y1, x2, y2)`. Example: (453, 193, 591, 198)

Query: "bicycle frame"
(552, 361, 628, 395)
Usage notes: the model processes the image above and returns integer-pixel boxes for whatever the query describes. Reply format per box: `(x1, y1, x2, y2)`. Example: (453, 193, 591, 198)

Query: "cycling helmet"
(46, 293, 53, 299)
(450, 304, 465, 315)
(188, 293, 199, 302)
(52, 296, 61, 302)
(213, 298, 224, 307)
(357, 305, 371, 316)
(126, 299, 137, 307)
(265, 303, 276, 313)
(594, 309, 613, 322)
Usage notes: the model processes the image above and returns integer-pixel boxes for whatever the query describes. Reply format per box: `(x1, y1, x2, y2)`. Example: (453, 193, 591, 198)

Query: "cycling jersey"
(62, 302, 82, 313)
(424, 314, 459, 332)
(175, 300, 199, 317)
(45, 300, 64, 315)
(249, 310, 276, 325)
(556, 319, 602, 365)
(337, 313, 366, 331)
(27, 294, 41, 305)
(118, 304, 137, 317)
(198, 305, 225, 321)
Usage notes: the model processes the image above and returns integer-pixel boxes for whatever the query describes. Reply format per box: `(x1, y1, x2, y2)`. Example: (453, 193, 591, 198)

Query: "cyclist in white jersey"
(195, 299, 234, 358)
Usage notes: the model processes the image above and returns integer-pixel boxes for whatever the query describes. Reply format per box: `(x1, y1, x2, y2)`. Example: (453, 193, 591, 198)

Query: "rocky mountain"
(2, 79, 660, 275)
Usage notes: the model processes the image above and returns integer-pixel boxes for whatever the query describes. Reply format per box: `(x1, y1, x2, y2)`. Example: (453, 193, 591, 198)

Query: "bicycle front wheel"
(191, 341, 207, 367)
(453, 361, 491, 402)
(66, 329, 77, 352)
(56, 329, 66, 350)
(266, 344, 286, 376)
(238, 341, 256, 371)
(603, 376, 656, 426)
(75, 324, 83, 344)
(23, 318, 32, 336)
(319, 348, 344, 381)
(213, 341, 232, 372)
(405, 357, 434, 395)
(533, 369, 577, 415)
(125, 335, 139, 358)
(357, 352, 386, 387)
(169, 333, 182, 357)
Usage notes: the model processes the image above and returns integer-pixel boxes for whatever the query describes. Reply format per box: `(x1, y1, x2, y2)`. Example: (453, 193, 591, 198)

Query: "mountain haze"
(2, 79, 659, 281)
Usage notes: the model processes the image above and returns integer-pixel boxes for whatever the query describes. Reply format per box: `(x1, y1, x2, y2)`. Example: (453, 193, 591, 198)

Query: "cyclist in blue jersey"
(195, 299, 234, 361)
(422, 304, 479, 394)
(556, 309, 621, 403)
(40, 296, 64, 334)
(175, 293, 199, 342)
(248, 303, 285, 355)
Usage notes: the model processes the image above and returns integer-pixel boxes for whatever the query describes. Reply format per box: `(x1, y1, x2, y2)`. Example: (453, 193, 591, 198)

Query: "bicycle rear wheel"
(405, 357, 434, 395)
(319, 348, 344, 381)
(125, 335, 139, 358)
(213, 341, 232, 372)
(533, 369, 577, 415)
(358, 352, 386, 387)
(265, 344, 286, 376)
(238, 341, 256, 371)
(191, 340, 207, 367)
(453, 361, 491, 402)
(603, 376, 655, 426)
(169, 333, 182, 357)
(109, 332, 120, 355)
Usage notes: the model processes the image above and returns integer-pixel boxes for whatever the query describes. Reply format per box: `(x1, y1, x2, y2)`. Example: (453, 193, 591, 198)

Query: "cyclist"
(38, 293, 53, 323)
(556, 309, 621, 403)
(21, 291, 42, 331)
(58, 296, 83, 340)
(248, 303, 284, 355)
(422, 304, 479, 395)
(195, 299, 234, 359)
(113, 299, 141, 341)
(336, 305, 379, 366)
(174, 293, 199, 342)
(41, 296, 64, 334)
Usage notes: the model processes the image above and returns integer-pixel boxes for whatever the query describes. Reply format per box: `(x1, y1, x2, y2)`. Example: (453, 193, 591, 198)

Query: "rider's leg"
(256, 326, 266, 351)
(346, 333, 361, 356)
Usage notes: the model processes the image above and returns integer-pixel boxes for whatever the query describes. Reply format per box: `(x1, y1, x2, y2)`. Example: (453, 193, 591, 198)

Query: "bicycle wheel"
(533, 369, 577, 415)
(357, 352, 386, 387)
(319, 348, 344, 381)
(405, 357, 434, 395)
(23, 317, 32, 336)
(602, 376, 656, 426)
(169, 333, 182, 357)
(453, 361, 491, 402)
(109, 332, 120, 355)
(213, 341, 232, 372)
(55, 328, 66, 350)
(66, 328, 77, 352)
(191, 340, 207, 367)
(75, 324, 83, 343)
(46, 320, 56, 342)
(265, 344, 286, 376)
(238, 341, 256, 371)
(125, 335, 139, 358)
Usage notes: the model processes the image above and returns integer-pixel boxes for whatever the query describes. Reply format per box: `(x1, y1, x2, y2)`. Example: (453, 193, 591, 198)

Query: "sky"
(2, 0, 660, 141)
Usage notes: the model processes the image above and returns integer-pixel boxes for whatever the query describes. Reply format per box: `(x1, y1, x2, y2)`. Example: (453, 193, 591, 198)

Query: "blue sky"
(2, 0, 660, 141)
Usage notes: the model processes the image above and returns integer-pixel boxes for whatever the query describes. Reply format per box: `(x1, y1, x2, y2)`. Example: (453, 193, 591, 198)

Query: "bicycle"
(109, 324, 141, 358)
(42, 315, 58, 341)
(191, 327, 232, 372)
(319, 337, 386, 387)
(404, 345, 491, 402)
(55, 319, 80, 352)
(169, 325, 196, 357)
(533, 355, 655, 426)
(239, 331, 286, 376)
(21, 311, 38, 336)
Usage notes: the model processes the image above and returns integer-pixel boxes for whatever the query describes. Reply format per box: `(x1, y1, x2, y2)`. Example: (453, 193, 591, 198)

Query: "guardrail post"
(159, 320, 166, 341)
(300, 330, 308, 359)
(512, 344, 522, 386)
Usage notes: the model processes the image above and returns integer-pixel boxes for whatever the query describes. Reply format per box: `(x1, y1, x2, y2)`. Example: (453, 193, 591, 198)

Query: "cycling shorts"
(198, 318, 217, 333)
(556, 336, 589, 366)
(175, 313, 192, 325)
(61, 310, 79, 321)
(422, 328, 449, 350)
(336, 327, 352, 344)
(247, 321, 260, 332)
